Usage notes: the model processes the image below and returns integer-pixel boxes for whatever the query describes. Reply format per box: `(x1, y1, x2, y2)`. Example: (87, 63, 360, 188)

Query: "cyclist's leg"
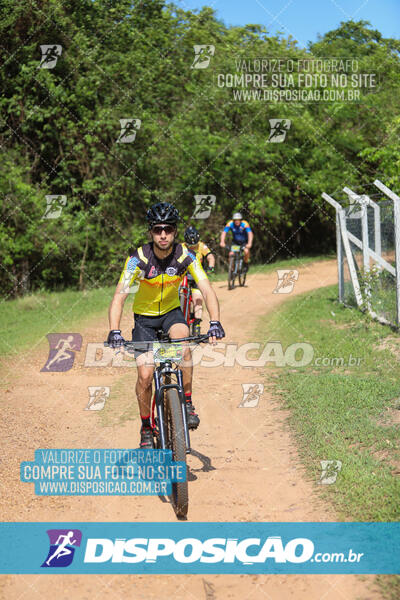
(136, 355, 155, 447)
(162, 307, 192, 390)
(132, 314, 158, 447)
(168, 321, 191, 395)
(243, 247, 250, 262)
(135, 354, 155, 416)
(228, 247, 235, 271)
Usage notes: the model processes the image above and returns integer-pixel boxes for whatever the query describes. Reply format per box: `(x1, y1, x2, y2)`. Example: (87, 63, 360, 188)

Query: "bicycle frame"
(228, 245, 245, 289)
(232, 245, 244, 274)
(151, 361, 191, 452)
(105, 335, 208, 456)
(179, 275, 195, 329)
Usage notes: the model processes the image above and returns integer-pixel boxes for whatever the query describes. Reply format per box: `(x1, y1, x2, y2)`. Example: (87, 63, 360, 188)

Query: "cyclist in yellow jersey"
(107, 202, 225, 448)
(183, 226, 215, 333)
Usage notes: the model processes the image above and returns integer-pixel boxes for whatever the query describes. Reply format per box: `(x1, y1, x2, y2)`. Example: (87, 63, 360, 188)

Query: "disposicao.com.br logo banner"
(0, 523, 399, 574)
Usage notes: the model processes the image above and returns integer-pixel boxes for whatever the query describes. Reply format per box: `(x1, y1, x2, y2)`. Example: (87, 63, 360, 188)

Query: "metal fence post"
(374, 180, 400, 327)
(322, 192, 363, 306)
(336, 210, 344, 302)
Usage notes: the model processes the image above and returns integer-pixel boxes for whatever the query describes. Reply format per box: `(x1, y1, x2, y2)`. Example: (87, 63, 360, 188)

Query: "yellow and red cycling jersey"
(182, 241, 212, 268)
(118, 242, 208, 316)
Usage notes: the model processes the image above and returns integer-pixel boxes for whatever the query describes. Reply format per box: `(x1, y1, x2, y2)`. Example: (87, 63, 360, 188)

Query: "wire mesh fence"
(323, 181, 400, 329)
(365, 201, 397, 325)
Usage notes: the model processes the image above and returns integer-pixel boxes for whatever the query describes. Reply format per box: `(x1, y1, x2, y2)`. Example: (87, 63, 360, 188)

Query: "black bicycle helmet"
(184, 226, 200, 245)
(146, 202, 180, 228)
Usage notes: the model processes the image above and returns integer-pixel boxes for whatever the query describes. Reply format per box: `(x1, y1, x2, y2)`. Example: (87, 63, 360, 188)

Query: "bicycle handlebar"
(103, 334, 210, 349)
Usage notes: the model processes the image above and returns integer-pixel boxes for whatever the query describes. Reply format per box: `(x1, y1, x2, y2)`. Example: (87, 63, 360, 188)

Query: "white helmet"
(232, 212, 242, 220)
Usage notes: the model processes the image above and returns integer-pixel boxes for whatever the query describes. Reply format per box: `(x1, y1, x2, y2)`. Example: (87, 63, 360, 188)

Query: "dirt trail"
(0, 260, 380, 599)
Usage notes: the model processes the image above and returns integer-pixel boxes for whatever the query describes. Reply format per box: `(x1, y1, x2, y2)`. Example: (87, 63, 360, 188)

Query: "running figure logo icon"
(38, 45, 62, 69)
(120, 269, 141, 295)
(41, 333, 82, 372)
(116, 118, 141, 143)
(86, 386, 110, 410)
(239, 383, 264, 407)
(191, 45, 215, 69)
(268, 119, 291, 143)
(41, 529, 82, 568)
(273, 269, 299, 294)
(318, 460, 342, 485)
(347, 194, 368, 219)
(202, 579, 217, 599)
(42, 195, 67, 219)
(192, 195, 216, 219)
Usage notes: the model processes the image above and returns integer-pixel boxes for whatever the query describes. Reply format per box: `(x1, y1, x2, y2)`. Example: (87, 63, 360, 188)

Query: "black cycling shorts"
(131, 307, 188, 357)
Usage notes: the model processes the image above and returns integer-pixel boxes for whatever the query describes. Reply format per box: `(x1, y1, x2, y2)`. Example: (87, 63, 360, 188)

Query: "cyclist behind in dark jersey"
(220, 212, 254, 272)
(106, 202, 225, 448)
(183, 225, 215, 334)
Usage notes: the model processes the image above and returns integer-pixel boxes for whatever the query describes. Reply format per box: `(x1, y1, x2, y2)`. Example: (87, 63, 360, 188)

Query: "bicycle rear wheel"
(165, 388, 188, 519)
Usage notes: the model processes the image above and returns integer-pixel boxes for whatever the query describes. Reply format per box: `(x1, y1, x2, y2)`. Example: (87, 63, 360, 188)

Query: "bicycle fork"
(152, 369, 191, 453)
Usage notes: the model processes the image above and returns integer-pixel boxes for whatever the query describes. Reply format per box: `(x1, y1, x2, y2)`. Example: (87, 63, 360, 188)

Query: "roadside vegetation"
(259, 284, 400, 597)
(1, 0, 399, 299)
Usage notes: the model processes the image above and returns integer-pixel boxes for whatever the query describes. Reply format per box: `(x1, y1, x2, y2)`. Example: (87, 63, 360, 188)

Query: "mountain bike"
(179, 275, 200, 335)
(228, 245, 247, 289)
(109, 332, 208, 519)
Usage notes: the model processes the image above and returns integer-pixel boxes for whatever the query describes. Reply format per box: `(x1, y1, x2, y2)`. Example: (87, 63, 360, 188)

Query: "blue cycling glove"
(107, 329, 125, 348)
(207, 321, 225, 339)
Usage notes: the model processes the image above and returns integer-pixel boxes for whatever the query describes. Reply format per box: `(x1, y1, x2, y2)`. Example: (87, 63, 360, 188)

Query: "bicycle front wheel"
(165, 389, 188, 519)
(228, 255, 235, 290)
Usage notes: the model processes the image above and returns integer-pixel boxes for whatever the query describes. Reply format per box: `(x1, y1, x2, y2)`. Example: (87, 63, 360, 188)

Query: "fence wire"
(367, 201, 396, 325)
(341, 200, 397, 326)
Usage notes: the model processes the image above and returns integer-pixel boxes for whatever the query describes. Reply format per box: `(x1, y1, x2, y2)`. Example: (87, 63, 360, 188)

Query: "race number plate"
(153, 342, 184, 363)
(231, 245, 241, 252)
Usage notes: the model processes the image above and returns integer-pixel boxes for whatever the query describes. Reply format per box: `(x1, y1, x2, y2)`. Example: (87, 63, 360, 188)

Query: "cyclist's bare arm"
(108, 280, 130, 330)
(220, 231, 226, 247)
(207, 253, 215, 268)
(246, 231, 254, 248)
(196, 278, 219, 322)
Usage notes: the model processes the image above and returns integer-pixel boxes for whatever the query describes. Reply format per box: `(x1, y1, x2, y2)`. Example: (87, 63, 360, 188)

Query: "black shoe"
(140, 425, 155, 449)
(186, 401, 200, 430)
(243, 263, 249, 273)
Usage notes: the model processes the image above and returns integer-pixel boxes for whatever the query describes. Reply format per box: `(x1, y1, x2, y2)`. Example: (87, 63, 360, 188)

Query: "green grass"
(0, 286, 115, 357)
(258, 284, 400, 522)
(258, 285, 400, 596)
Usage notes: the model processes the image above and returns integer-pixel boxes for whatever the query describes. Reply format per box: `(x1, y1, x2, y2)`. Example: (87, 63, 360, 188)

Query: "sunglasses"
(151, 225, 175, 235)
